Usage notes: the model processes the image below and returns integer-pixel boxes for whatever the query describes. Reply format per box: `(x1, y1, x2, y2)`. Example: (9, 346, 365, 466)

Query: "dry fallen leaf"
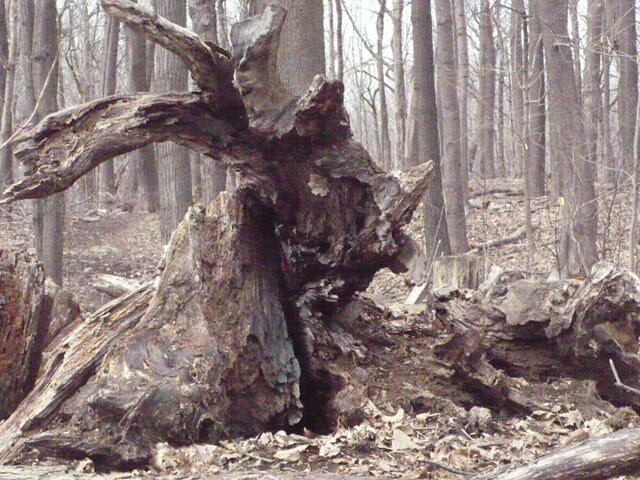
(273, 445, 308, 462)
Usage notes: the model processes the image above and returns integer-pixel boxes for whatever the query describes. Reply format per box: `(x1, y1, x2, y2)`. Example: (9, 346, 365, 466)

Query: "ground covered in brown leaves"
(1, 179, 639, 479)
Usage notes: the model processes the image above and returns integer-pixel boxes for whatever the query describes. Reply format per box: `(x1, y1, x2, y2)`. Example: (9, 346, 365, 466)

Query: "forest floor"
(0, 177, 639, 479)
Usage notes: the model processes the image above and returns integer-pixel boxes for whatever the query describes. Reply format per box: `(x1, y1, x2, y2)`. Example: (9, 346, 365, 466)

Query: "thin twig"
(609, 359, 640, 396)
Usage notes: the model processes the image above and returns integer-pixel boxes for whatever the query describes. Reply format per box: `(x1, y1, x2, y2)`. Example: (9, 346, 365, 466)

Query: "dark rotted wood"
(0, 0, 433, 469)
(0, 249, 51, 420)
(434, 263, 640, 411)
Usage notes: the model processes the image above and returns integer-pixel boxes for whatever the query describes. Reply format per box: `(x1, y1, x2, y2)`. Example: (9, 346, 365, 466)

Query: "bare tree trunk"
(435, 0, 469, 253)
(0, 0, 8, 125)
(602, 52, 616, 184)
(189, 0, 226, 203)
(391, 0, 406, 168)
(614, 0, 637, 173)
(539, 0, 597, 274)
(152, 0, 193, 243)
(453, 0, 469, 198)
(0, 0, 16, 188)
(376, 0, 392, 169)
(327, 0, 335, 79)
(98, 15, 120, 200)
(33, 0, 65, 285)
(527, 0, 545, 196)
(510, 0, 525, 179)
(409, 0, 452, 261)
(477, 0, 496, 179)
(335, 0, 344, 82)
(127, 0, 160, 212)
(216, 0, 230, 50)
(277, 0, 325, 96)
(569, 0, 582, 105)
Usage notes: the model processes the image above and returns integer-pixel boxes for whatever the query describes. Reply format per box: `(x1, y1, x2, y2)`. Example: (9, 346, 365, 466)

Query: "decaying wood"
(93, 274, 141, 298)
(468, 224, 537, 254)
(431, 254, 484, 290)
(434, 263, 640, 411)
(0, 249, 51, 420)
(0, 0, 433, 469)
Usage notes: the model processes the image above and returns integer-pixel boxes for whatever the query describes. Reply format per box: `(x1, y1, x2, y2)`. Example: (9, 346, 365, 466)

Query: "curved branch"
(2, 93, 251, 203)
(100, 0, 239, 103)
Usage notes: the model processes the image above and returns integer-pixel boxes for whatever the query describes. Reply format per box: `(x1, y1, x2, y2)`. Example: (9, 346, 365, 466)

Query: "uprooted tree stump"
(0, 1, 432, 469)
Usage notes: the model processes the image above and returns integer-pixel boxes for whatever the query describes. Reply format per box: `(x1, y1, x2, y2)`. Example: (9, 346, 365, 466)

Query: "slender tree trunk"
(216, 0, 230, 50)
(477, 0, 496, 178)
(33, 0, 64, 285)
(539, 0, 597, 274)
(496, 48, 505, 177)
(327, 0, 335, 79)
(152, 0, 193, 242)
(127, 0, 160, 212)
(0, 0, 8, 124)
(335, 0, 344, 82)
(409, 0, 452, 262)
(569, 0, 582, 105)
(189, 0, 226, 203)
(391, 0, 406, 168)
(527, 0, 546, 197)
(376, 0, 392, 169)
(615, 0, 637, 174)
(98, 15, 120, 200)
(0, 0, 16, 188)
(435, 0, 469, 253)
(511, 0, 525, 179)
(453, 0, 469, 198)
(602, 52, 616, 184)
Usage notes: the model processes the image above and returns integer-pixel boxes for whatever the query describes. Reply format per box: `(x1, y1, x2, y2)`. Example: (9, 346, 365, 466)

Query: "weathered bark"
(434, 0, 469, 253)
(0, 249, 51, 421)
(408, 0, 451, 262)
(0, 2, 433, 468)
(435, 263, 640, 411)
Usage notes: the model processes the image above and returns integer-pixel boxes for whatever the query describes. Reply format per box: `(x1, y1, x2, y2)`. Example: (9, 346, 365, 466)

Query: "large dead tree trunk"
(0, 1, 433, 469)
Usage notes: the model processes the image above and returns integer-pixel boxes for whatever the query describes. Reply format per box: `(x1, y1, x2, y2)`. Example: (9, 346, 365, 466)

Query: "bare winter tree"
(538, 0, 597, 274)
(477, 0, 497, 179)
(408, 0, 451, 262)
(434, 0, 469, 253)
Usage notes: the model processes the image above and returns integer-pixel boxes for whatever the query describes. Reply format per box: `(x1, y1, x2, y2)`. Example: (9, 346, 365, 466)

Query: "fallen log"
(468, 224, 537, 255)
(434, 263, 640, 411)
(0, 1, 432, 469)
(93, 274, 141, 298)
(470, 426, 640, 480)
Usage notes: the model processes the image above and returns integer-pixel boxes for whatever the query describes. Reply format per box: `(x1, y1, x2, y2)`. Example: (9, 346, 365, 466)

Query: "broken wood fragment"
(93, 274, 141, 298)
